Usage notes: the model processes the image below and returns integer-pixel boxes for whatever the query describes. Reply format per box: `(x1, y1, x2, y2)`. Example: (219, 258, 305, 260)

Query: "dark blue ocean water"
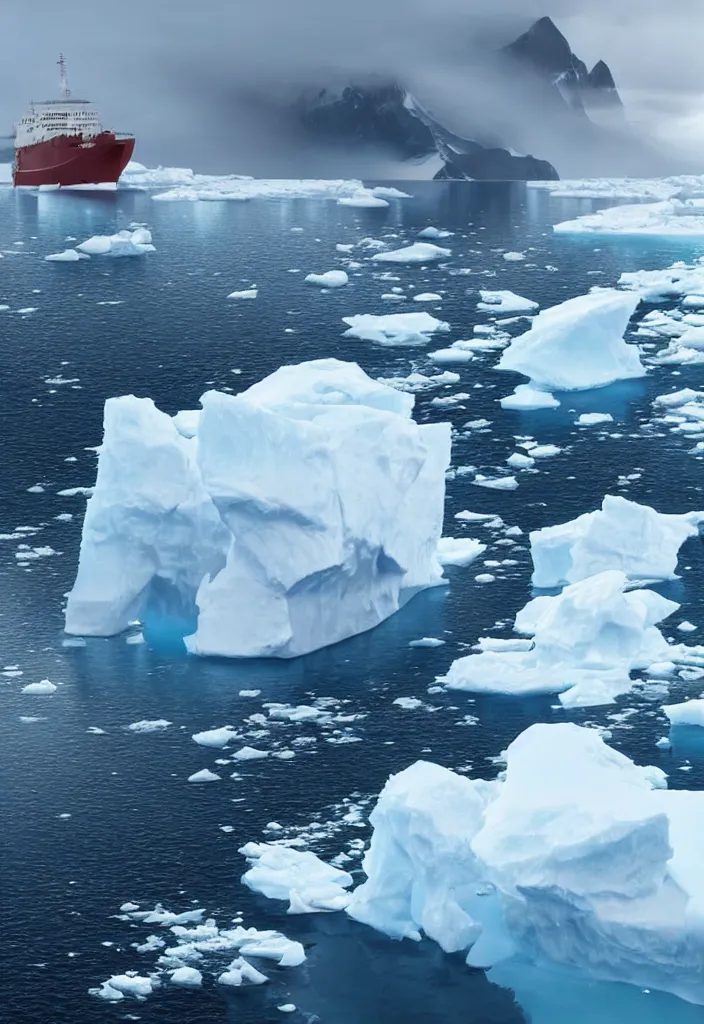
(2, 180, 704, 1024)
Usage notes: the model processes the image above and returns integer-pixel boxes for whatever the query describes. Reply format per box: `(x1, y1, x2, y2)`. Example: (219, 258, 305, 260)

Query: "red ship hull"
(13, 131, 135, 187)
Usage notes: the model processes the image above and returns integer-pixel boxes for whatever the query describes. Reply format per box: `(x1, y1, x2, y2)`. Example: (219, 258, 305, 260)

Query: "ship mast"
(57, 54, 71, 99)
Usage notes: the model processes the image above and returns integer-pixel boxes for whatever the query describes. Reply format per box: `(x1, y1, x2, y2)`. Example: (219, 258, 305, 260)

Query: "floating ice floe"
(528, 175, 704, 200)
(530, 495, 704, 589)
(240, 842, 353, 913)
(555, 199, 704, 237)
(187, 768, 221, 783)
(305, 270, 349, 288)
(44, 248, 90, 262)
(576, 412, 613, 425)
(227, 288, 258, 300)
(502, 251, 526, 261)
(618, 258, 704, 301)
(436, 538, 487, 567)
(192, 726, 238, 748)
(663, 699, 704, 727)
(438, 569, 684, 707)
(497, 290, 643, 393)
(21, 679, 57, 695)
(477, 291, 539, 315)
(120, 162, 408, 204)
(342, 311, 449, 347)
(377, 370, 460, 393)
(64, 359, 450, 659)
(93, 902, 306, 1001)
(127, 719, 172, 733)
(500, 384, 561, 410)
(417, 226, 452, 239)
(72, 227, 154, 257)
(370, 243, 451, 264)
(347, 720, 704, 1005)
(413, 292, 442, 302)
(653, 387, 704, 438)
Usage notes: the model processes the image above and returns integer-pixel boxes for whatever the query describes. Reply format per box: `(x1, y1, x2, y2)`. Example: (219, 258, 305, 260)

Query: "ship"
(13, 55, 135, 188)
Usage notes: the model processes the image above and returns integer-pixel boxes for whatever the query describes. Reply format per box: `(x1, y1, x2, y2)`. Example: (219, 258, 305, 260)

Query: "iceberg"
(64, 358, 451, 659)
(347, 721, 704, 1005)
(341, 311, 449, 347)
(530, 495, 703, 588)
(496, 290, 643, 392)
(439, 570, 679, 707)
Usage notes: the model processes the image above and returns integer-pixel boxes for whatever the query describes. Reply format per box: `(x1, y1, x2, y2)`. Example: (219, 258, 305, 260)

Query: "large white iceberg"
(64, 358, 451, 658)
(347, 721, 704, 1005)
(496, 290, 644, 392)
(439, 570, 679, 707)
(530, 495, 703, 589)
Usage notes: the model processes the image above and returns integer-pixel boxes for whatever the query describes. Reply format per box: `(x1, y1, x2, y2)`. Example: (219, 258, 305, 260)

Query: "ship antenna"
(57, 54, 71, 99)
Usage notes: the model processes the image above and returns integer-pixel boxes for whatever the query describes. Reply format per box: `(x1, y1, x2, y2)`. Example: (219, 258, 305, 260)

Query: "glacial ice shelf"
(554, 198, 704, 237)
(347, 721, 704, 1006)
(64, 358, 451, 658)
(117, 161, 410, 204)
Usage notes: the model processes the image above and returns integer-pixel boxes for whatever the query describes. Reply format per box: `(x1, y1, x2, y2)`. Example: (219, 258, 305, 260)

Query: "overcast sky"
(1, 0, 703, 170)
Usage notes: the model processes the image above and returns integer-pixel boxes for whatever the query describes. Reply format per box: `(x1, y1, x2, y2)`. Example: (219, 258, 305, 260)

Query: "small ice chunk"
(21, 679, 57, 695)
(530, 444, 561, 458)
(394, 696, 424, 709)
(418, 227, 452, 239)
(477, 290, 538, 314)
(506, 452, 535, 469)
(678, 621, 697, 632)
(127, 719, 171, 733)
(169, 967, 202, 987)
(218, 956, 269, 986)
(187, 768, 221, 783)
(500, 384, 560, 410)
(437, 537, 487, 567)
(409, 637, 446, 647)
(502, 251, 526, 261)
(413, 292, 442, 302)
(371, 243, 451, 263)
(192, 726, 238, 748)
(227, 288, 258, 299)
(576, 413, 614, 426)
(342, 311, 449, 347)
(232, 746, 269, 761)
(305, 270, 348, 288)
(473, 476, 519, 491)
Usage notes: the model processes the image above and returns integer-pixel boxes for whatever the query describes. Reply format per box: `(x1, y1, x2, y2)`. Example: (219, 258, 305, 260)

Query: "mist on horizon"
(1, 0, 703, 177)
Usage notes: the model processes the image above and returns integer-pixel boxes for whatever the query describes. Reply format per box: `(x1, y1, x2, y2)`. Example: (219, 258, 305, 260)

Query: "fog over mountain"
(1, 0, 703, 176)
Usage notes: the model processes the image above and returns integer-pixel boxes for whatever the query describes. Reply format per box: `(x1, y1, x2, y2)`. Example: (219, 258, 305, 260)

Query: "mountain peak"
(587, 60, 618, 91)
(504, 16, 575, 76)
